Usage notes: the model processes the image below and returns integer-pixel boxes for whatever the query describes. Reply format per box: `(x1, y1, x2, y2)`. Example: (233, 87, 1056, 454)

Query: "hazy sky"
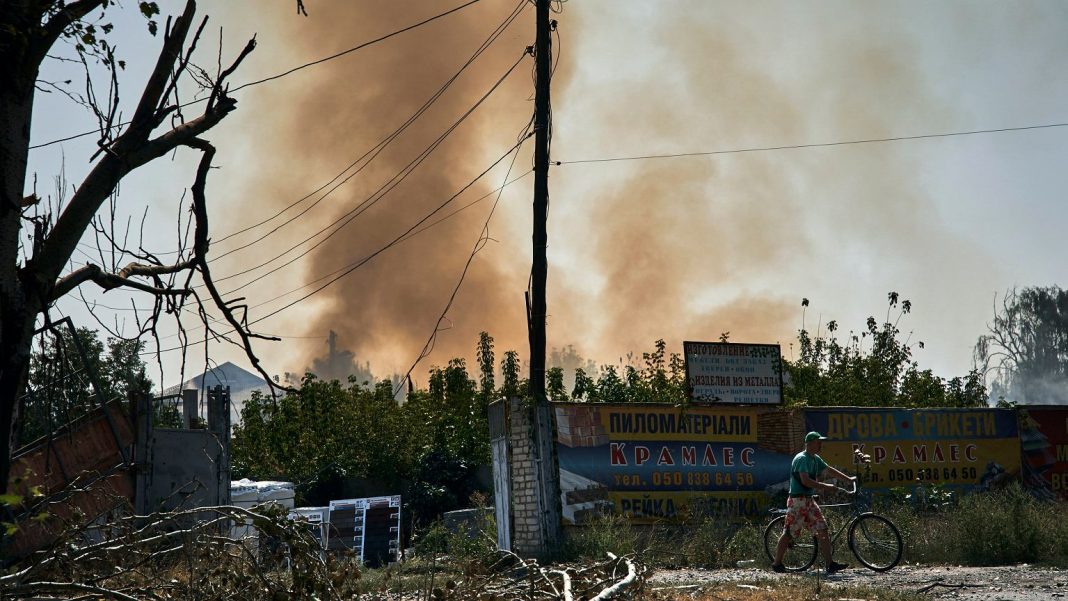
(25, 1, 1068, 391)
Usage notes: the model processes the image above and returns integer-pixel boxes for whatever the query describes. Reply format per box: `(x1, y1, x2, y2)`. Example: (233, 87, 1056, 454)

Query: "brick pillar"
(507, 397, 541, 555)
(508, 396, 569, 556)
(757, 407, 807, 455)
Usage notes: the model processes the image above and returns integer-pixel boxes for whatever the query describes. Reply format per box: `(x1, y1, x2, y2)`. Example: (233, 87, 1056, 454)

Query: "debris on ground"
(393, 552, 649, 601)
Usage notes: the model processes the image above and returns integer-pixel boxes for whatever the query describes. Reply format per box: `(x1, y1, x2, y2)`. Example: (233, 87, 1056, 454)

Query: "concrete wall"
(135, 386, 231, 515)
(140, 429, 227, 513)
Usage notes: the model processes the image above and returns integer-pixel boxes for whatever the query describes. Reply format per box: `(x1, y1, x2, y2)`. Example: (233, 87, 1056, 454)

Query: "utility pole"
(530, 0, 550, 399)
(528, 0, 562, 557)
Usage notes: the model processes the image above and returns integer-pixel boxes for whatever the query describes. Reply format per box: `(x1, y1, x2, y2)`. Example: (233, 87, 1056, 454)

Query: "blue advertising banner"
(554, 403, 800, 523)
(804, 408, 1020, 490)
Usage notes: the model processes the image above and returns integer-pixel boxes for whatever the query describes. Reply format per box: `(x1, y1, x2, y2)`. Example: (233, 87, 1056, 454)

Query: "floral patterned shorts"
(783, 496, 827, 539)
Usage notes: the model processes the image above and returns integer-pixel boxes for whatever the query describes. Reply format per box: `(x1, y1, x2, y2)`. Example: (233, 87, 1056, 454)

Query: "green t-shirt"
(789, 451, 828, 496)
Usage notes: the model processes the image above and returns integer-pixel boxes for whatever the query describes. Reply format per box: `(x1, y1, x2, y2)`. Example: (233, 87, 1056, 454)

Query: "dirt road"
(649, 564, 1068, 600)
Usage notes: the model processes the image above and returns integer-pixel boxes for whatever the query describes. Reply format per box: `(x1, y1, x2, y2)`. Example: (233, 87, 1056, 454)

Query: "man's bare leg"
(816, 529, 832, 565)
(774, 531, 792, 565)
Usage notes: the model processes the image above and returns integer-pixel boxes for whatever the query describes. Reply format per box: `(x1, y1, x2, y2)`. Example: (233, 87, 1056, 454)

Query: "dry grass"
(565, 484, 1068, 570)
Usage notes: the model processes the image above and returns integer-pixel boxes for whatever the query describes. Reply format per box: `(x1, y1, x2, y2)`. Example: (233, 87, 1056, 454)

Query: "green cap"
(805, 431, 828, 442)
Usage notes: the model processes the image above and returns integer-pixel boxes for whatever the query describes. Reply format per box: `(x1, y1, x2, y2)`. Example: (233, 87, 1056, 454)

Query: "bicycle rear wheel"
(763, 515, 818, 571)
(848, 513, 902, 571)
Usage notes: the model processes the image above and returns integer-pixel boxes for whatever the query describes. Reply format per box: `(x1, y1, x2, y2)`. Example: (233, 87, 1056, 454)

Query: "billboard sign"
(1018, 407, 1068, 501)
(683, 341, 783, 405)
(554, 403, 798, 523)
(804, 408, 1020, 490)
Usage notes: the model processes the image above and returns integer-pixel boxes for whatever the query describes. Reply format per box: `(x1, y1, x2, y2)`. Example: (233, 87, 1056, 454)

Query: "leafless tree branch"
(182, 138, 291, 395)
(52, 263, 193, 301)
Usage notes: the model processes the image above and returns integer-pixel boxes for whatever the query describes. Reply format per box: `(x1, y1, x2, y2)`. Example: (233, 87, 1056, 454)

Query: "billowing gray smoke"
(211, 2, 980, 384)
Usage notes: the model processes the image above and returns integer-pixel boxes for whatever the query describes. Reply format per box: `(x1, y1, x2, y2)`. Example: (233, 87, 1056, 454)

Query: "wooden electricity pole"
(530, 0, 550, 399)
(528, 0, 562, 556)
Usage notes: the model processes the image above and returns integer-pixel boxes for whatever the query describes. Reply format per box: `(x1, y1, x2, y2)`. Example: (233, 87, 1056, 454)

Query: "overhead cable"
(115, 169, 529, 348)
(245, 169, 534, 312)
(555, 122, 1068, 165)
(141, 132, 533, 356)
(29, 0, 490, 150)
(394, 122, 531, 398)
(211, 51, 528, 293)
(212, 0, 529, 247)
(247, 133, 533, 325)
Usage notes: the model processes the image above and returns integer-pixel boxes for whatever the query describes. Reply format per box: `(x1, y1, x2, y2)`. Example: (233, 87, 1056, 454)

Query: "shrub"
(951, 484, 1062, 566)
(563, 514, 769, 570)
(874, 483, 1068, 567)
(414, 501, 499, 569)
(564, 486, 1068, 569)
(562, 513, 642, 560)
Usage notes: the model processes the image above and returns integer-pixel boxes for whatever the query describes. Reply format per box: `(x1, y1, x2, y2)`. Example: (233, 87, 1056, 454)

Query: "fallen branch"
(915, 580, 987, 593)
(550, 569, 574, 601)
(589, 554, 638, 601)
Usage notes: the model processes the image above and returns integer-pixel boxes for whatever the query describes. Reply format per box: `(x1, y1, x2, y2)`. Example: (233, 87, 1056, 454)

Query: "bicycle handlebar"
(836, 479, 858, 496)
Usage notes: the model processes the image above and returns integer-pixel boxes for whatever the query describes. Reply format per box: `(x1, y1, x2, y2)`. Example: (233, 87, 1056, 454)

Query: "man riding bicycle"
(771, 431, 856, 575)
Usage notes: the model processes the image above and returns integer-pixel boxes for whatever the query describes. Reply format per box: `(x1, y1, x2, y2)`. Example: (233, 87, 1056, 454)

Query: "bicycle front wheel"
(848, 513, 902, 571)
(763, 515, 817, 572)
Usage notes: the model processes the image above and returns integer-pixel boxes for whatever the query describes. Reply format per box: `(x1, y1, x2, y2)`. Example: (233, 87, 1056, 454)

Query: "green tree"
(21, 326, 151, 444)
(549, 344, 597, 393)
(500, 350, 521, 398)
(562, 340, 686, 405)
(546, 367, 567, 402)
(975, 286, 1068, 405)
(476, 331, 495, 401)
(786, 293, 986, 407)
(233, 375, 410, 497)
(232, 343, 493, 524)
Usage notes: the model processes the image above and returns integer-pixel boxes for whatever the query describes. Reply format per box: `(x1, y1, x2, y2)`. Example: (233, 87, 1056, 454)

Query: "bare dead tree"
(0, 0, 289, 493)
(974, 286, 1068, 404)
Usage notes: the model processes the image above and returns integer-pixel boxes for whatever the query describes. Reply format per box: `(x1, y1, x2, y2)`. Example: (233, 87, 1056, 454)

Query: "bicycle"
(761, 479, 903, 572)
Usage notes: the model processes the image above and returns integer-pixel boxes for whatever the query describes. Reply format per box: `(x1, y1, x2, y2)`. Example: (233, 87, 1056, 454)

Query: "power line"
(211, 52, 528, 294)
(212, 0, 529, 248)
(246, 169, 533, 312)
(394, 123, 530, 397)
(248, 134, 532, 325)
(141, 133, 533, 356)
(29, 0, 490, 151)
(67, 295, 326, 341)
(555, 122, 1068, 165)
(229, 0, 487, 93)
(56, 1, 528, 324)
(114, 168, 531, 346)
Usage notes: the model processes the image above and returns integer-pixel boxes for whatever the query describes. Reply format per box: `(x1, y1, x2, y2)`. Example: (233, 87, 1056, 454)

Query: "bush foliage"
(784, 293, 987, 408)
(562, 483, 1068, 569)
(232, 356, 491, 524)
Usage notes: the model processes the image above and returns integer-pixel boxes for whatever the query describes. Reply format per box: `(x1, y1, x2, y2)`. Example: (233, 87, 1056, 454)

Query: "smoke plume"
(208, 1, 988, 383)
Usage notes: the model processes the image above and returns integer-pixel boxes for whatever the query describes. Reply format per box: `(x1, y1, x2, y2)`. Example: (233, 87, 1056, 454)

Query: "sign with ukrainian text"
(554, 403, 798, 524)
(804, 408, 1020, 491)
(1018, 407, 1068, 501)
(683, 341, 783, 405)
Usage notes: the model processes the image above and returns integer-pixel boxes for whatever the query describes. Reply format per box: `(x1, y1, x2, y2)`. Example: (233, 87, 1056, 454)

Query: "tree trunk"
(0, 70, 38, 494)
(0, 306, 36, 494)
